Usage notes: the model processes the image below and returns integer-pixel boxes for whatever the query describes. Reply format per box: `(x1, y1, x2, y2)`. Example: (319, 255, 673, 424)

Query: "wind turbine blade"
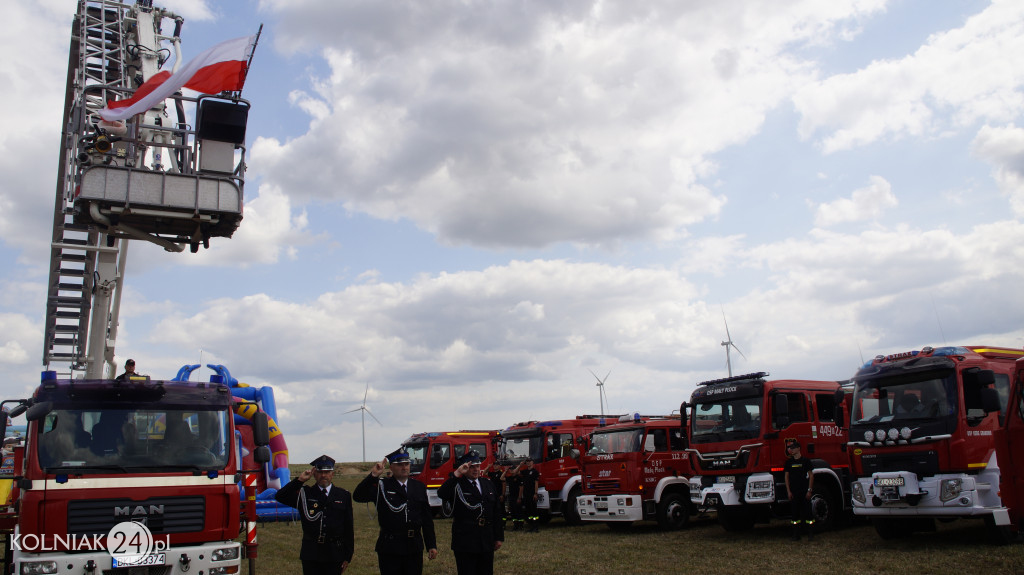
(365, 407, 383, 426)
(363, 382, 369, 405)
(722, 308, 732, 342)
(343, 407, 362, 415)
(731, 342, 747, 361)
(587, 368, 600, 383)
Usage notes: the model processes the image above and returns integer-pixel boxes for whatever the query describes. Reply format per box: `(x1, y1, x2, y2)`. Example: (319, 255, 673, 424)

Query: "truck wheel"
(441, 499, 454, 518)
(808, 483, 838, 532)
(719, 508, 754, 532)
(656, 492, 689, 530)
(563, 487, 583, 526)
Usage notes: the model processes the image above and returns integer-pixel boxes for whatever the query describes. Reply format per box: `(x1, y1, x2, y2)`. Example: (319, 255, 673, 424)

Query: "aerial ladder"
(42, 0, 254, 379)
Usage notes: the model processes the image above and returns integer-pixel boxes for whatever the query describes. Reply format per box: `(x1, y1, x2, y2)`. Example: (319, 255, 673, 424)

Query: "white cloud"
(252, 0, 887, 248)
(794, 0, 1024, 153)
(813, 175, 897, 226)
(971, 123, 1024, 215)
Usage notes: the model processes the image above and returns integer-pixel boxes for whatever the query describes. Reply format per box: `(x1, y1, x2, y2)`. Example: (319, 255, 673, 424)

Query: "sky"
(2, 0, 1024, 464)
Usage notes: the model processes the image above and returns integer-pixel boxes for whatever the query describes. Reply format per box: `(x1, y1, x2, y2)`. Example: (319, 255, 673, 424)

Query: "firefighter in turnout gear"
(438, 450, 505, 575)
(353, 448, 438, 575)
(783, 440, 815, 541)
(275, 454, 355, 573)
(518, 459, 541, 532)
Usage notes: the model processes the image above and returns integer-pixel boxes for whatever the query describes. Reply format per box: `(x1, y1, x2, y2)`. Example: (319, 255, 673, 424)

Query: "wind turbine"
(721, 310, 747, 377)
(588, 369, 611, 417)
(344, 383, 382, 462)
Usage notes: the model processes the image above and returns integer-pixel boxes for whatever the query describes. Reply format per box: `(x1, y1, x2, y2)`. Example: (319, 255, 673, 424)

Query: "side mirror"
(774, 394, 790, 429)
(254, 445, 271, 465)
(679, 402, 688, 432)
(252, 411, 270, 447)
(25, 401, 52, 422)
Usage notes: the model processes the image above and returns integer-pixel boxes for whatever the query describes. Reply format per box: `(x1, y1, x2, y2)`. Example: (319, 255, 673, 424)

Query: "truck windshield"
(404, 443, 428, 474)
(588, 428, 643, 454)
(36, 408, 231, 472)
(689, 398, 762, 443)
(499, 433, 543, 463)
(852, 372, 956, 424)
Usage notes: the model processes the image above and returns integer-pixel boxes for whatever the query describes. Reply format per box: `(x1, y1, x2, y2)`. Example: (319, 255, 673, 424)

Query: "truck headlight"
(20, 561, 58, 575)
(852, 481, 865, 504)
(211, 546, 240, 561)
(939, 478, 962, 502)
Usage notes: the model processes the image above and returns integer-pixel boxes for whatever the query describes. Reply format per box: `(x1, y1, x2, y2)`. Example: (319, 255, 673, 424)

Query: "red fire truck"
(0, 372, 271, 574)
(684, 372, 853, 532)
(848, 345, 1023, 542)
(575, 415, 695, 529)
(497, 416, 613, 524)
(402, 430, 499, 516)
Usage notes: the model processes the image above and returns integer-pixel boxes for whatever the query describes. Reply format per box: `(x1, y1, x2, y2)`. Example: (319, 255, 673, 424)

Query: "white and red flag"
(98, 35, 255, 122)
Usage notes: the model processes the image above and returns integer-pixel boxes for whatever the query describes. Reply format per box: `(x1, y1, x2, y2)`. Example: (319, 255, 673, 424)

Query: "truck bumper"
(427, 487, 442, 508)
(851, 472, 1004, 518)
(12, 540, 241, 574)
(576, 493, 643, 522)
(693, 472, 775, 510)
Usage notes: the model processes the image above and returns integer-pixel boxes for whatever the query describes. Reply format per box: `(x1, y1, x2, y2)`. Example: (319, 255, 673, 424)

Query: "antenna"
(721, 309, 747, 377)
(588, 369, 611, 417)
(343, 383, 383, 462)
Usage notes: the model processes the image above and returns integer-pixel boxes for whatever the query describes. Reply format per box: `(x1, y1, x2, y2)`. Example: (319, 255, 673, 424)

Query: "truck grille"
(860, 450, 939, 477)
(585, 479, 621, 492)
(67, 496, 205, 536)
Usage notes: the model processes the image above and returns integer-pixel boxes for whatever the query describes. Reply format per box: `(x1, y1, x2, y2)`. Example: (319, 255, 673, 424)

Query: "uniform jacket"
(437, 474, 504, 553)
(352, 473, 437, 555)
(275, 478, 355, 563)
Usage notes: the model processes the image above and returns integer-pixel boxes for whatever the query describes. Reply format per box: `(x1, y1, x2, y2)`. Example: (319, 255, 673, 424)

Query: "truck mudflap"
(576, 493, 644, 522)
(12, 540, 240, 574)
(851, 471, 1004, 518)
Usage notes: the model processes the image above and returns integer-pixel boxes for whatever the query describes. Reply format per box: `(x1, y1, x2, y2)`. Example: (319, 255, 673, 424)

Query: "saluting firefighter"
(275, 454, 355, 574)
(438, 450, 505, 575)
(352, 448, 438, 575)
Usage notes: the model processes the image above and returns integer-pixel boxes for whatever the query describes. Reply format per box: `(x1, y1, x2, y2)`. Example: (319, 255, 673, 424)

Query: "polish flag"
(98, 35, 255, 122)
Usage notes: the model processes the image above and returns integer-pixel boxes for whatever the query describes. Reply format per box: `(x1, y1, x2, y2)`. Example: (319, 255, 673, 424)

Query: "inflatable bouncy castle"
(173, 364, 298, 521)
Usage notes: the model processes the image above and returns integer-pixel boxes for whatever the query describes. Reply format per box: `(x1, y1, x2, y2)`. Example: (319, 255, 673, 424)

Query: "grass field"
(242, 466, 1024, 575)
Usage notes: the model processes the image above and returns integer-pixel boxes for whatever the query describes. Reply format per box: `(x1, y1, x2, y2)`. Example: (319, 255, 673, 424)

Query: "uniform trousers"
(378, 552, 424, 575)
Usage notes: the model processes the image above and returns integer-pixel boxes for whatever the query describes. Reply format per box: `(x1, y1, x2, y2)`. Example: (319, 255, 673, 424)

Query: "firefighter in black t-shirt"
(518, 459, 541, 532)
(783, 440, 815, 541)
(505, 463, 523, 531)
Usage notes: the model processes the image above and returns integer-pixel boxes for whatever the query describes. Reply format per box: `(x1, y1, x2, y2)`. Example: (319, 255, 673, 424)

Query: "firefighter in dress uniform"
(275, 454, 355, 574)
(352, 448, 438, 575)
(783, 439, 815, 541)
(437, 450, 505, 575)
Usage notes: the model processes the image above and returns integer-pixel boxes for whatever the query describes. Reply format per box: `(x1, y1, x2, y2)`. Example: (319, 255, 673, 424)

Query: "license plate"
(112, 553, 166, 568)
(596, 502, 608, 510)
(875, 477, 905, 487)
(717, 476, 735, 484)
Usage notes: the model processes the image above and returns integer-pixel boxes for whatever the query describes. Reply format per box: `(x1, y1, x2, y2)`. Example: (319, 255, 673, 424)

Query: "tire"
(563, 487, 583, 526)
(440, 499, 454, 519)
(808, 483, 839, 532)
(718, 508, 754, 532)
(656, 492, 689, 530)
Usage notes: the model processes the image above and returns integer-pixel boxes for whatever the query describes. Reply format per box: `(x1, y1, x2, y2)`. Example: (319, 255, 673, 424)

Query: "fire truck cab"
(576, 415, 695, 529)
(684, 372, 852, 532)
(402, 430, 499, 517)
(994, 358, 1024, 540)
(849, 345, 1023, 542)
(497, 416, 610, 524)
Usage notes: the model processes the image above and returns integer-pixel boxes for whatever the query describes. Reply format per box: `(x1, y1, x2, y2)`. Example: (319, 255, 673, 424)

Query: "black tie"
(473, 480, 480, 493)
(321, 487, 328, 498)
(401, 482, 408, 495)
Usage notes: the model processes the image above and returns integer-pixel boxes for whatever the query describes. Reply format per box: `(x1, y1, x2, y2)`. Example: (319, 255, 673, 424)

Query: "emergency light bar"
(697, 372, 769, 387)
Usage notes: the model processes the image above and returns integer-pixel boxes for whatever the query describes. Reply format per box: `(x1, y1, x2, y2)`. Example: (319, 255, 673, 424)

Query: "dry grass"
(241, 465, 1024, 575)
